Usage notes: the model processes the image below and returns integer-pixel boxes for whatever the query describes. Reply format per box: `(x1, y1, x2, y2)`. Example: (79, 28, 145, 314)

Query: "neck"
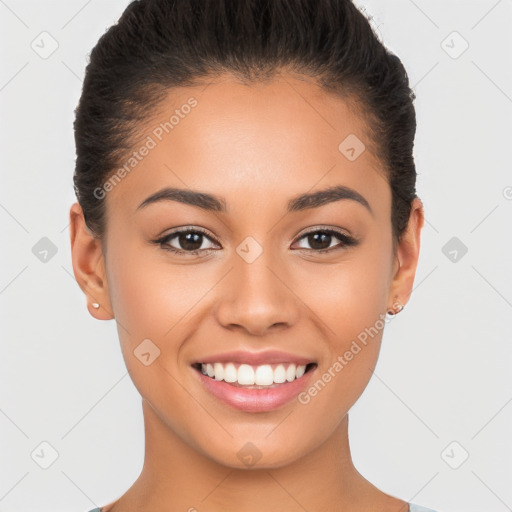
(105, 399, 406, 512)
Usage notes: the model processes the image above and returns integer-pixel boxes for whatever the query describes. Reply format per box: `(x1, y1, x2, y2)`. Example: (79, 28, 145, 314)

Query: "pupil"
(180, 232, 202, 250)
(309, 232, 331, 250)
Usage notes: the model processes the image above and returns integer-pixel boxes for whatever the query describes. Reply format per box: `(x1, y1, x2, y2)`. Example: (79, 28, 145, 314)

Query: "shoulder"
(409, 503, 440, 512)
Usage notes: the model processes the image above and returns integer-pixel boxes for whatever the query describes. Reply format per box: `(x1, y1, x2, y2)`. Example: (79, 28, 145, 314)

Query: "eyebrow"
(136, 184, 372, 215)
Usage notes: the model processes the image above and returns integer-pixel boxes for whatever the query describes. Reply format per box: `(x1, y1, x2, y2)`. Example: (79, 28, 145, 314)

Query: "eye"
(152, 226, 358, 256)
(292, 228, 358, 253)
(153, 227, 220, 256)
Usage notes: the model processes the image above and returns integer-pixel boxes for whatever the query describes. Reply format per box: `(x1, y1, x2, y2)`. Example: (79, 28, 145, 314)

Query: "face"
(71, 72, 423, 469)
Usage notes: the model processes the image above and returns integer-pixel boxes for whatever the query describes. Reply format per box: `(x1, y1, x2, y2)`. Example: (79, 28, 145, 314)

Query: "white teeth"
(286, 364, 296, 382)
(254, 364, 273, 386)
(273, 364, 287, 383)
(223, 362, 238, 383)
(296, 364, 306, 379)
(200, 362, 310, 386)
(238, 364, 255, 385)
(213, 362, 224, 381)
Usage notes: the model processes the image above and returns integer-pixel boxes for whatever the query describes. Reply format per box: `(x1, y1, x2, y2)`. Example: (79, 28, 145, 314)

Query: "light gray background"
(1, 1, 511, 511)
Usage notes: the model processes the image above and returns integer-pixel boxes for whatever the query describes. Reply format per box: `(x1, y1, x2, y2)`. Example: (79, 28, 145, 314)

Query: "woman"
(69, 0, 435, 510)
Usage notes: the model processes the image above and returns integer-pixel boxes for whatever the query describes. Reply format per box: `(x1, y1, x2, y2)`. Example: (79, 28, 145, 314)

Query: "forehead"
(106, 73, 389, 215)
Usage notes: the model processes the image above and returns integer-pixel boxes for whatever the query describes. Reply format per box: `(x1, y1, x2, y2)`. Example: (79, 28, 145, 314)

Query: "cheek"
(106, 242, 204, 334)
(105, 245, 221, 382)
(105, 251, 193, 412)
(295, 235, 393, 397)
(298, 240, 393, 343)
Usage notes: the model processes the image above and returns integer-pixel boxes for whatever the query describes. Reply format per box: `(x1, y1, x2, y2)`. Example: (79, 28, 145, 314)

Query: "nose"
(214, 249, 300, 336)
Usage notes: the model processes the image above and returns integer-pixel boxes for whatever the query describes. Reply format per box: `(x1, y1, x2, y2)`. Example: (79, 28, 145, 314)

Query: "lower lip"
(192, 365, 317, 412)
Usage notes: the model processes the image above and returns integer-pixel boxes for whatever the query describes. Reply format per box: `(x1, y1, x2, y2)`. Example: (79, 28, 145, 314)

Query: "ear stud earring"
(91, 302, 100, 309)
(387, 298, 404, 316)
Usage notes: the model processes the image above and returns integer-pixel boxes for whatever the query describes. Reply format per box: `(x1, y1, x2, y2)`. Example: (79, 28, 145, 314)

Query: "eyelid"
(156, 225, 217, 240)
(294, 224, 353, 240)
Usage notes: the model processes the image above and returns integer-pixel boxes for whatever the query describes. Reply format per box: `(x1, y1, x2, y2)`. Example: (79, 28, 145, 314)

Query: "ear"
(69, 202, 114, 320)
(387, 197, 425, 313)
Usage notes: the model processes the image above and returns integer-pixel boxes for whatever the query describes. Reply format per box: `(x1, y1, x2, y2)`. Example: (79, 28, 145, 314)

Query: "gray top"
(88, 502, 439, 512)
(409, 504, 439, 512)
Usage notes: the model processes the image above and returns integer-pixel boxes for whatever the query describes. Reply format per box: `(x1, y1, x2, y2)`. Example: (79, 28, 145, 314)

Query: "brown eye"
(294, 229, 358, 253)
(306, 232, 333, 250)
(175, 231, 204, 251)
(154, 228, 220, 255)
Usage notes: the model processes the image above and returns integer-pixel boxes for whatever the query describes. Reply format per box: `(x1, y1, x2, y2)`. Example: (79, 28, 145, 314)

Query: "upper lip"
(192, 350, 316, 367)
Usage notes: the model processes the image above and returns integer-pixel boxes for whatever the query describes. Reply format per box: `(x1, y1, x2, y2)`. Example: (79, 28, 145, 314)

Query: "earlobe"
(69, 202, 114, 320)
(387, 198, 425, 312)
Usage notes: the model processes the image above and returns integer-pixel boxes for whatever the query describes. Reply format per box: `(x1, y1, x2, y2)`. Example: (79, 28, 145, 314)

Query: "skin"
(70, 72, 424, 512)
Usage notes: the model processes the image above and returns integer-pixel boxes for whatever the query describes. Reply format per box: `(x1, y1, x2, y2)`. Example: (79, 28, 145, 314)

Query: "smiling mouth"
(191, 361, 318, 388)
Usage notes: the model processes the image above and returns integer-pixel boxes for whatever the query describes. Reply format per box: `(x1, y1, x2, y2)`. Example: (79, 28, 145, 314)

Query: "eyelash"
(152, 226, 358, 256)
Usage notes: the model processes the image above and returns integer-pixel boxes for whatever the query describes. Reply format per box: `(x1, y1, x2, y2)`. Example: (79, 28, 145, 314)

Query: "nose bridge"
(215, 240, 298, 334)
